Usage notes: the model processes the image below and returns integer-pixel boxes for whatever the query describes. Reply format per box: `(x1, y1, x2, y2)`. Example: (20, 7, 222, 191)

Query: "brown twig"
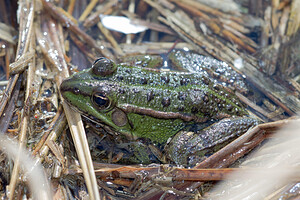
(174, 1, 256, 53)
(79, 0, 98, 22)
(94, 166, 235, 181)
(41, 0, 115, 60)
(69, 33, 97, 63)
(32, 106, 64, 156)
(83, 0, 119, 28)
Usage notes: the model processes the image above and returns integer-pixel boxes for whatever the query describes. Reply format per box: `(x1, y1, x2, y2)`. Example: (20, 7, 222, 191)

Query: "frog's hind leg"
(165, 117, 258, 166)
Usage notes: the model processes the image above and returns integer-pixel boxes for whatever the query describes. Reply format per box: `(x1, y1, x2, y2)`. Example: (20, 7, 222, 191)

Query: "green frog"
(60, 50, 257, 166)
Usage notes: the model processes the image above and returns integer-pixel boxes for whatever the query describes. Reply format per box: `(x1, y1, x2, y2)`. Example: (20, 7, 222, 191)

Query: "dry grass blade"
(236, 92, 275, 120)
(0, 134, 52, 199)
(0, 23, 17, 44)
(97, 22, 124, 56)
(211, 118, 300, 199)
(78, 0, 98, 22)
(69, 33, 97, 62)
(62, 103, 101, 200)
(286, 0, 300, 36)
(35, 14, 100, 199)
(144, 0, 237, 62)
(172, 1, 256, 53)
(41, 0, 115, 60)
(120, 42, 194, 54)
(0, 0, 35, 118)
(67, 0, 76, 14)
(7, 1, 35, 198)
(83, 0, 119, 28)
(92, 166, 242, 181)
(9, 50, 35, 74)
(0, 75, 19, 116)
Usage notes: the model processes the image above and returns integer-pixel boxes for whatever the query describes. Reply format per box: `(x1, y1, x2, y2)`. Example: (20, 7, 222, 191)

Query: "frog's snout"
(59, 78, 71, 94)
(59, 77, 81, 98)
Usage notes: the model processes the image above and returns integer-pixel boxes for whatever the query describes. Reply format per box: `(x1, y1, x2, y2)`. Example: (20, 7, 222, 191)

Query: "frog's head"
(60, 58, 132, 135)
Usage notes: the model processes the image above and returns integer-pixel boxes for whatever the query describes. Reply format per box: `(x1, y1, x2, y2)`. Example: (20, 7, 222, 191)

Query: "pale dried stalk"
(219, 18, 250, 34)
(0, 23, 17, 44)
(9, 50, 35, 73)
(67, 0, 76, 14)
(0, 134, 52, 199)
(211, 119, 300, 200)
(79, 0, 98, 22)
(126, 0, 136, 44)
(286, 0, 300, 36)
(8, 0, 35, 198)
(120, 42, 195, 54)
(97, 22, 124, 56)
(83, 0, 119, 28)
(278, 5, 290, 37)
(41, 0, 114, 60)
(145, 0, 234, 61)
(0, 0, 35, 118)
(62, 103, 101, 200)
(235, 92, 272, 119)
(37, 17, 101, 200)
(8, 107, 30, 200)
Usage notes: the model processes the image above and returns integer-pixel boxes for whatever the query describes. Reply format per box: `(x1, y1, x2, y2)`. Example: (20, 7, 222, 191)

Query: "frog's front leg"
(164, 117, 258, 166)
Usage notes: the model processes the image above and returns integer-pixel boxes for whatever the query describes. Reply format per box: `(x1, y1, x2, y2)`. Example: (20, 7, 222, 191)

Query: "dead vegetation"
(0, 0, 299, 199)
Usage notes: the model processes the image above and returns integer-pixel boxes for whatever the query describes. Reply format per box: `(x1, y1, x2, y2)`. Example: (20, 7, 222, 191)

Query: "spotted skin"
(60, 51, 258, 165)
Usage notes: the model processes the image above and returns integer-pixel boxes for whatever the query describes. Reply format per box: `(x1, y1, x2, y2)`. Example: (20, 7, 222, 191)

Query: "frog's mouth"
(63, 96, 134, 139)
(62, 96, 111, 129)
(59, 78, 100, 123)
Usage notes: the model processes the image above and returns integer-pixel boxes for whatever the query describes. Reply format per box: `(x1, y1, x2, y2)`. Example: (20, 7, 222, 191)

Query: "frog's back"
(107, 65, 248, 122)
(60, 57, 249, 144)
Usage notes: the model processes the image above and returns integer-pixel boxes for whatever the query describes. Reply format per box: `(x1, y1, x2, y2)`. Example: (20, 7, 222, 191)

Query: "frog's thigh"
(165, 117, 258, 166)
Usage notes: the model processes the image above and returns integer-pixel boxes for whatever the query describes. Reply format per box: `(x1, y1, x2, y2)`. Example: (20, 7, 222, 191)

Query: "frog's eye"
(92, 91, 111, 110)
(92, 57, 117, 76)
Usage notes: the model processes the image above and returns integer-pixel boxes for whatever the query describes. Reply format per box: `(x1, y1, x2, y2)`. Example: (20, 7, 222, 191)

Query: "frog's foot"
(165, 117, 258, 166)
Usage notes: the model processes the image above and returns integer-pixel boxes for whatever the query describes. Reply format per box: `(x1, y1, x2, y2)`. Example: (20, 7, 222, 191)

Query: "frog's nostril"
(74, 87, 80, 94)
(60, 78, 82, 97)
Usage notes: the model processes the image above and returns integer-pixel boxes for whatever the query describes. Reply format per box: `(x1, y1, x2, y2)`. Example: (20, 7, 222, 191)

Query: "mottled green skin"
(60, 58, 248, 144)
(60, 52, 259, 165)
(121, 55, 163, 69)
(165, 117, 258, 165)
